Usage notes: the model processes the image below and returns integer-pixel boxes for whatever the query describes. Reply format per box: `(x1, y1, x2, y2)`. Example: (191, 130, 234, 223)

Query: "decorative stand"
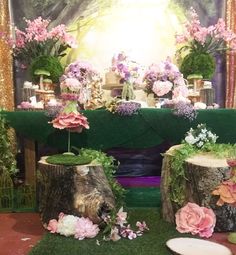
(161, 145, 236, 232)
(38, 157, 115, 225)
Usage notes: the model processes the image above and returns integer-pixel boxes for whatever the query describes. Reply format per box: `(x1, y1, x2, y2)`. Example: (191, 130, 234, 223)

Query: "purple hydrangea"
(173, 101, 198, 121)
(116, 102, 141, 116)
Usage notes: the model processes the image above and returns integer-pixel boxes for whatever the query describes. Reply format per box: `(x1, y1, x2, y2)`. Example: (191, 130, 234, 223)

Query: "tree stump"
(161, 145, 236, 232)
(38, 157, 115, 225)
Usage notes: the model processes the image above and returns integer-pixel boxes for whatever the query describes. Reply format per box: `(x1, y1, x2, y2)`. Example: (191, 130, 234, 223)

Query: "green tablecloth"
(2, 109, 236, 150)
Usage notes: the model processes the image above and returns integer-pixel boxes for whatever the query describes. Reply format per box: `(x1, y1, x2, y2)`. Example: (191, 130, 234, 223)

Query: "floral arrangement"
(176, 8, 236, 79)
(175, 202, 216, 238)
(49, 72, 90, 153)
(105, 99, 141, 116)
(173, 101, 198, 121)
(0, 16, 77, 65)
(176, 8, 236, 55)
(47, 208, 149, 242)
(47, 212, 99, 240)
(111, 52, 142, 86)
(60, 60, 101, 104)
(143, 57, 188, 99)
(102, 207, 149, 241)
(184, 124, 218, 148)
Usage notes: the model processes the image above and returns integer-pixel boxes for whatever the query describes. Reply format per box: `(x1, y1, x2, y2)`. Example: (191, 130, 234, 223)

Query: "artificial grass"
(46, 154, 92, 166)
(29, 208, 191, 255)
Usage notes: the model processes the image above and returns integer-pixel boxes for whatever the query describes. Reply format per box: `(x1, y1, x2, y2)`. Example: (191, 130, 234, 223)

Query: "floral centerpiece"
(111, 52, 143, 100)
(176, 8, 236, 79)
(60, 60, 101, 106)
(50, 73, 89, 154)
(0, 16, 77, 65)
(143, 57, 188, 102)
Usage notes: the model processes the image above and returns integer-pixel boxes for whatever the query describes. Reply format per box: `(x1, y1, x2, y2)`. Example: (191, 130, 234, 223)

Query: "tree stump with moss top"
(161, 145, 236, 232)
(38, 156, 115, 225)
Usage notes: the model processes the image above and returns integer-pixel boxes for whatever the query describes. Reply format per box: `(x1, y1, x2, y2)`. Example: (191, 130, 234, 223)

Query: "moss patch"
(46, 154, 92, 166)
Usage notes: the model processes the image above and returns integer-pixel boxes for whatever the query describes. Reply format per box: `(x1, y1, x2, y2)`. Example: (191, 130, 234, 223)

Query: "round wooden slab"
(166, 237, 232, 255)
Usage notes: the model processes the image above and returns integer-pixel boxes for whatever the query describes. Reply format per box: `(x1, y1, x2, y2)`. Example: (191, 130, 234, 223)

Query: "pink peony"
(74, 217, 99, 240)
(47, 219, 58, 233)
(175, 202, 216, 238)
(152, 80, 173, 97)
(51, 112, 89, 132)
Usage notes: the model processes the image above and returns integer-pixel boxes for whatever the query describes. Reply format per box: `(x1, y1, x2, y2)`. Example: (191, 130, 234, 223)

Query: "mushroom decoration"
(34, 69, 50, 90)
(43, 78, 53, 91)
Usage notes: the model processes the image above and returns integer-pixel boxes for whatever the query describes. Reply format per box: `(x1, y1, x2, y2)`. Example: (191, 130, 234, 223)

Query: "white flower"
(57, 215, 78, 237)
(185, 134, 197, 145)
(197, 141, 204, 147)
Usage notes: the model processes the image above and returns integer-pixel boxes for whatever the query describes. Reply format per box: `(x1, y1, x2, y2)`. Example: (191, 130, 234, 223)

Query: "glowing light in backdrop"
(68, 0, 185, 71)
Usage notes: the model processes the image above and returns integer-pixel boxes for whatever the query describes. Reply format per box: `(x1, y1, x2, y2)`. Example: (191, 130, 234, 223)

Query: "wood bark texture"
(38, 157, 115, 225)
(161, 146, 236, 232)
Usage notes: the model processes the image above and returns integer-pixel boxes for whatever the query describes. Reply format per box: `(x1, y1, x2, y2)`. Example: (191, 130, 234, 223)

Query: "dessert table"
(2, 108, 236, 184)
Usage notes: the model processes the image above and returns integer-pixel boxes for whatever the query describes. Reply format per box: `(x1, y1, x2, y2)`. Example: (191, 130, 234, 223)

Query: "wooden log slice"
(161, 146, 236, 232)
(166, 237, 232, 255)
(38, 157, 115, 225)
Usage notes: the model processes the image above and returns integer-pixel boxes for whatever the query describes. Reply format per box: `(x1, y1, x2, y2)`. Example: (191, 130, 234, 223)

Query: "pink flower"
(110, 227, 121, 241)
(60, 78, 82, 92)
(116, 207, 127, 226)
(74, 217, 99, 240)
(51, 112, 89, 132)
(136, 221, 149, 232)
(152, 80, 173, 97)
(175, 202, 216, 238)
(47, 219, 58, 233)
(172, 85, 189, 98)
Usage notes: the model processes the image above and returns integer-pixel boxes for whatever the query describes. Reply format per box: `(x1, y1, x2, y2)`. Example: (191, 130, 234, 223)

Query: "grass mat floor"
(29, 208, 191, 255)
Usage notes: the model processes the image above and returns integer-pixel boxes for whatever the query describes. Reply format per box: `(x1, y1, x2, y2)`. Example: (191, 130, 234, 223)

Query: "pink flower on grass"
(152, 80, 173, 97)
(175, 202, 216, 238)
(51, 112, 89, 132)
(136, 221, 149, 232)
(116, 207, 127, 226)
(47, 219, 58, 233)
(110, 227, 121, 241)
(74, 217, 99, 240)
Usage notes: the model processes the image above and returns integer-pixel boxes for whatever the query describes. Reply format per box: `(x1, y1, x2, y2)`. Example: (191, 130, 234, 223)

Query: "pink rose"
(51, 112, 89, 132)
(175, 202, 216, 238)
(47, 219, 58, 233)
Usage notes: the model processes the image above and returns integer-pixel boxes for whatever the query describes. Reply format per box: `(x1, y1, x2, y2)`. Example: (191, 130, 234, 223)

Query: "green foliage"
(78, 148, 126, 207)
(0, 114, 17, 176)
(180, 52, 216, 79)
(170, 143, 236, 205)
(170, 144, 196, 205)
(29, 55, 64, 83)
(46, 154, 92, 166)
